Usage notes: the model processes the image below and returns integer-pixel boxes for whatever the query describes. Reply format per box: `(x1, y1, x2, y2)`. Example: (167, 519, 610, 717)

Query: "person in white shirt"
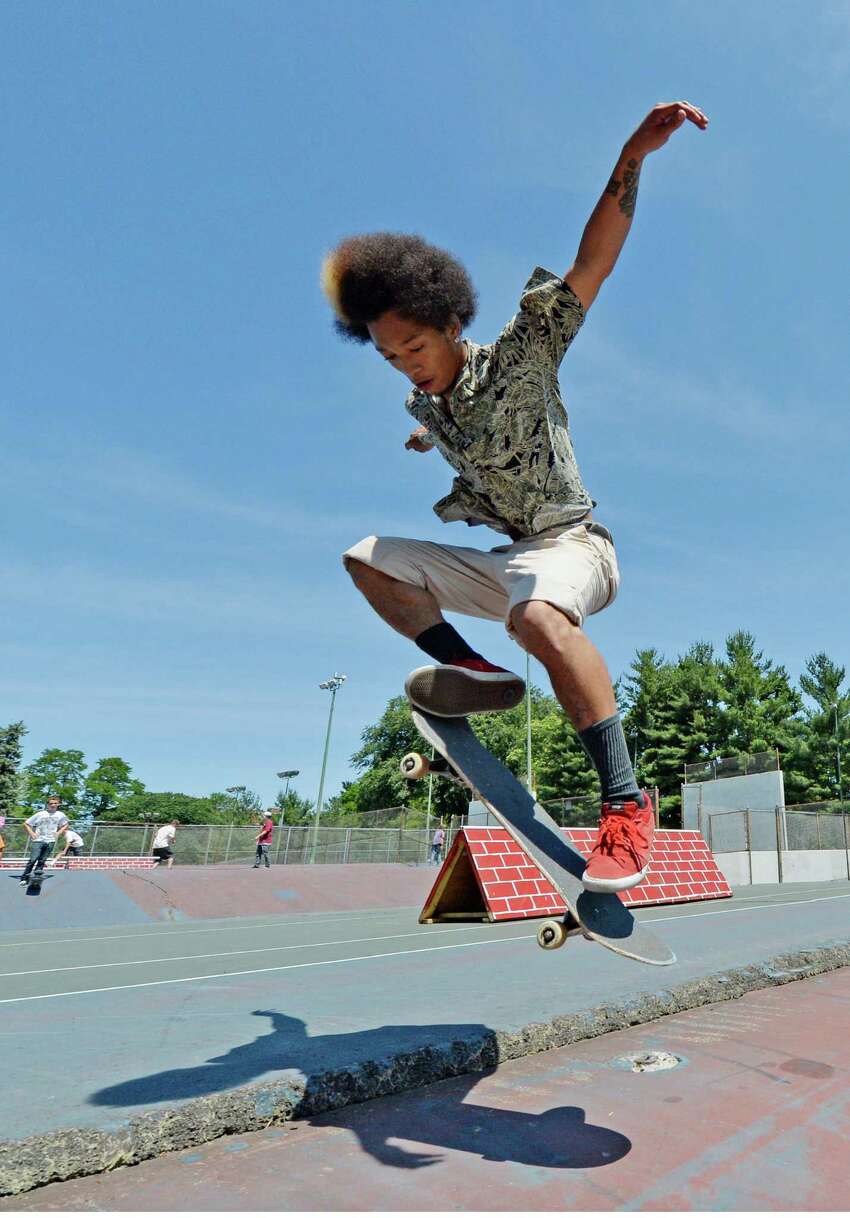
(20, 796, 69, 884)
(151, 820, 179, 868)
(55, 825, 85, 865)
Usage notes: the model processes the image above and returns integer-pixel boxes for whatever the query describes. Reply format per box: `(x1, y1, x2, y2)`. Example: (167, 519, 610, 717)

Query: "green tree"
(82, 757, 145, 818)
(796, 652, 849, 802)
(621, 648, 669, 781)
(717, 631, 801, 757)
(629, 643, 724, 824)
(23, 748, 86, 812)
(215, 787, 264, 820)
(324, 688, 599, 825)
(274, 788, 314, 825)
(117, 791, 253, 824)
(0, 721, 27, 816)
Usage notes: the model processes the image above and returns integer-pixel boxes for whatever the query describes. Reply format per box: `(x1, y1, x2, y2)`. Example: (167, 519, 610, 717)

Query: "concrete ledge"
(716, 849, 850, 886)
(3, 937, 850, 1197)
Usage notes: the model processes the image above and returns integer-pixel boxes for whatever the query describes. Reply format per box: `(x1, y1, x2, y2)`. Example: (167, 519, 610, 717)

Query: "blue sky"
(3, 1, 848, 809)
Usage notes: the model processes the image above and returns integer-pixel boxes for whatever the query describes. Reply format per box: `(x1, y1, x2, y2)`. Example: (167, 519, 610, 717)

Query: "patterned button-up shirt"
(405, 267, 595, 540)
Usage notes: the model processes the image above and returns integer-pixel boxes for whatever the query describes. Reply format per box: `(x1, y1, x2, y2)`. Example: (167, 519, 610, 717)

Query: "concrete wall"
(715, 849, 850, 888)
(682, 770, 786, 848)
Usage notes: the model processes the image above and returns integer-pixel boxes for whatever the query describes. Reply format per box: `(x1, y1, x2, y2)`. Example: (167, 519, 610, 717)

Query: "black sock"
(579, 714, 641, 803)
(414, 622, 482, 665)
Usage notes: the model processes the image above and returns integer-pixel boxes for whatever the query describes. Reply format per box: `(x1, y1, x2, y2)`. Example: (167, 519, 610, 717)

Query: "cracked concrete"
(3, 938, 849, 1196)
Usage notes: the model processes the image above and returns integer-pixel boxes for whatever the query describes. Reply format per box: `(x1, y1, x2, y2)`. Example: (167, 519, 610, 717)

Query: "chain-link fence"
(2, 789, 651, 867)
(0, 817, 441, 867)
(708, 806, 850, 853)
(684, 751, 780, 784)
(540, 788, 659, 827)
(707, 805, 850, 888)
(706, 809, 754, 854)
(784, 804, 850, 851)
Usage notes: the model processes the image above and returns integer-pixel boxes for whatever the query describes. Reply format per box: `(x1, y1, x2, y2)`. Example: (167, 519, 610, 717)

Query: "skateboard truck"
(536, 914, 591, 950)
(405, 750, 595, 953)
(401, 751, 468, 789)
(407, 708, 675, 966)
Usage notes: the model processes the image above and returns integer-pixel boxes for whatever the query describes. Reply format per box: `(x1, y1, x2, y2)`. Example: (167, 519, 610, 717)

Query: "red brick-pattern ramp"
(421, 827, 731, 922)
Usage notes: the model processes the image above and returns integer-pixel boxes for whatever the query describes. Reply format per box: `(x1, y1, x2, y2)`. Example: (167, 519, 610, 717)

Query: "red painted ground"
(111, 863, 438, 920)
(10, 967, 850, 1210)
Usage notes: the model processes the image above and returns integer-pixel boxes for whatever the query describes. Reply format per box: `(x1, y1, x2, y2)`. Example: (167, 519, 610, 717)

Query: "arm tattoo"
(605, 175, 621, 198)
(619, 158, 640, 218)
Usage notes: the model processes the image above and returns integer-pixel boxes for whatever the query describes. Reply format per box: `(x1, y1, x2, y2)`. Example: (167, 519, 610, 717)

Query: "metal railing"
(684, 751, 780, 784)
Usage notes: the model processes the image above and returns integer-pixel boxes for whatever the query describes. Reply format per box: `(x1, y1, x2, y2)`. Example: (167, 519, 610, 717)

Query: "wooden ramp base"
(420, 827, 731, 923)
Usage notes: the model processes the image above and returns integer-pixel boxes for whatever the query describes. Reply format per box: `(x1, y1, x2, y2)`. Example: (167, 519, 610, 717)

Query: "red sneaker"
(405, 658, 525, 717)
(582, 792, 655, 893)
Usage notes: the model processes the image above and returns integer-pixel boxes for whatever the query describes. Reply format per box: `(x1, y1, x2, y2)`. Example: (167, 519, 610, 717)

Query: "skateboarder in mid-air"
(323, 102, 708, 894)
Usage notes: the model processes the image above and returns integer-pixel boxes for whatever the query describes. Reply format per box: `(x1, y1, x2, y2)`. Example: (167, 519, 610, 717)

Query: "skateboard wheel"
(400, 752, 430, 781)
(537, 919, 569, 950)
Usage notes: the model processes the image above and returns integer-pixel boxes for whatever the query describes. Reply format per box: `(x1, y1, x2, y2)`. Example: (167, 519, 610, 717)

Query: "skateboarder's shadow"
(90, 1009, 630, 1170)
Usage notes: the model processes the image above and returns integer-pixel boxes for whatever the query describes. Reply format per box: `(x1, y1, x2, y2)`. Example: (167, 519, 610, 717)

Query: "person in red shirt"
(253, 814, 274, 869)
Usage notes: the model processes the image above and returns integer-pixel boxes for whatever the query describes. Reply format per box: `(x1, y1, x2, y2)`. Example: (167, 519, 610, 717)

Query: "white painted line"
(0, 908, 424, 951)
(644, 889, 850, 924)
(0, 925, 502, 978)
(6, 884, 847, 954)
(0, 933, 531, 1005)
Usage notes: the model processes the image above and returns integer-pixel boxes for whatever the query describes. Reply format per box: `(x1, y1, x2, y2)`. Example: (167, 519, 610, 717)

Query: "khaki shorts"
(343, 522, 620, 637)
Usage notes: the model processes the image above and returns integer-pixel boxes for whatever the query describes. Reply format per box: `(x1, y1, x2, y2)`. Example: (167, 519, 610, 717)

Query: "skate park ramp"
(0, 864, 438, 932)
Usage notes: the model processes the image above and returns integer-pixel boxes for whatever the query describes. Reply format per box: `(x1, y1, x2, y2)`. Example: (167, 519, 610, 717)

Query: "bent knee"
(510, 599, 581, 647)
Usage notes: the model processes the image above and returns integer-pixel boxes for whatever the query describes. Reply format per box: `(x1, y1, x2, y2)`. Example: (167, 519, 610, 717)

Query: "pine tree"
(717, 631, 801, 757)
(623, 643, 723, 824)
(797, 653, 849, 804)
(0, 721, 27, 816)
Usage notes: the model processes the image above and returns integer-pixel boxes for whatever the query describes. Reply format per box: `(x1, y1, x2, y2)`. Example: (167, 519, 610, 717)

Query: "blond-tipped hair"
(320, 246, 351, 325)
(319, 233, 476, 344)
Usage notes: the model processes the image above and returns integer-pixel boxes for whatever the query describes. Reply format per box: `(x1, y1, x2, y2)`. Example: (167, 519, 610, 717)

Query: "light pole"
(276, 769, 300, 838)
(276, 769, 299, 818)
(311, 673, 347, 862)
(225, 785, 247, 815)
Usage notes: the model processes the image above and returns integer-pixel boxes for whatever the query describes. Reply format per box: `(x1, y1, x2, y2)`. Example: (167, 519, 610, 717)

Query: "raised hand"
(626, 101, 708, 157)
(405, 425, 435, 452)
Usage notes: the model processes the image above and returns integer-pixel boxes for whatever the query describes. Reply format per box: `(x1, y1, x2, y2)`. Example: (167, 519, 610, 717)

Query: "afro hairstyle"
(321, 232, 477, 343)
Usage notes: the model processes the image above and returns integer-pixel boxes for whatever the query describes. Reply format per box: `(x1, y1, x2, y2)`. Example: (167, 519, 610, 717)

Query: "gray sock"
(579, 714, 641, 803)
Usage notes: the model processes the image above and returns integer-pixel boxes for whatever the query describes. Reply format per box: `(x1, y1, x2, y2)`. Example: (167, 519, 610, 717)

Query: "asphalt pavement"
(6, 963, 850, 1210)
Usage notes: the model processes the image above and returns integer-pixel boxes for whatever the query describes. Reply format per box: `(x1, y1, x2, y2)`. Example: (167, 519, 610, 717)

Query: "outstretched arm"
(565, 101, 708, 312)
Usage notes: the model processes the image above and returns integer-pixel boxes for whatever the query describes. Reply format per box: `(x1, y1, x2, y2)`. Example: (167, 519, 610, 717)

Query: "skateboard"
(25, 869, 46, 896)
(402, 709, 675, 966)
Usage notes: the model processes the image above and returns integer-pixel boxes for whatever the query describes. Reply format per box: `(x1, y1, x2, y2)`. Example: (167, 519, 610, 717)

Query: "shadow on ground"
(90, 1009, 631, 1171)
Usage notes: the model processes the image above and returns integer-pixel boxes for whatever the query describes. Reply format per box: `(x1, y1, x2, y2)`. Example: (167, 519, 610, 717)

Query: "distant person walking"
(253, 814, 274, 868)
(429, 824, 445, 865)
(20, 796, 69, 885)
(152, 820, 179, 868)
(55, 824, 85, 866)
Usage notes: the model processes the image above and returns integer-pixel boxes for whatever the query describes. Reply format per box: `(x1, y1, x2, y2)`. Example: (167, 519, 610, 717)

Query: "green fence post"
(746, 811, 753, 885)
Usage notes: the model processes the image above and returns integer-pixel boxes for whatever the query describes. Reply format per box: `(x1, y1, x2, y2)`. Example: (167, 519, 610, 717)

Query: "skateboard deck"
(25, 870, 46, 896)
(410, 709, 675, 966)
